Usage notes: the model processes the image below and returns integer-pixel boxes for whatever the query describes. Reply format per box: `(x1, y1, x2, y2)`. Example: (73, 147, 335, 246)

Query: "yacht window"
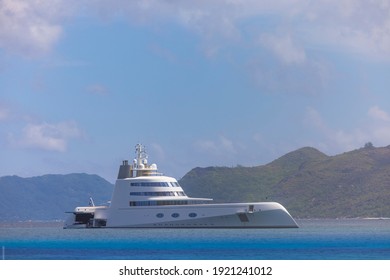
(156, 213, 164, 218)
(129, 200, 190, 206)
(130, 192, 140, 196)
(171, 213, 179, 218)
(130, 191, 178, 196)
(130, 182, 170, 187)
(189, 213, 197, 218)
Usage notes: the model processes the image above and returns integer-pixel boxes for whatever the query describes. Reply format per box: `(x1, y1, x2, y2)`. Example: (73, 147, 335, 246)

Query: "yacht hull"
(64, 202, 298, 229)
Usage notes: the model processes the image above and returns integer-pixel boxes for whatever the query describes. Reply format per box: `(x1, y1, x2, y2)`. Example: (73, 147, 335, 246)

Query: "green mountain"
(179, 145, 390, 218)
(2, 145, 390, 221)
(0, 174, 113, 221)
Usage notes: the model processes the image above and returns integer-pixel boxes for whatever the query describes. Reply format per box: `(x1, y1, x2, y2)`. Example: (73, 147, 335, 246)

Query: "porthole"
(171, 213, 180, 218)
(189, 213, 197, 218)
(156, 213, 164, 218)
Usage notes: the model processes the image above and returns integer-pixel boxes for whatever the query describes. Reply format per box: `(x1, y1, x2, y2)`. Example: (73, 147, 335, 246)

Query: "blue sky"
(1, 0, 390, 182)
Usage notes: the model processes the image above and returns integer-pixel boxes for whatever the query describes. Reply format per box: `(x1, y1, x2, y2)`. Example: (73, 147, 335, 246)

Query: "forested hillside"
(180, 145, 390, 218)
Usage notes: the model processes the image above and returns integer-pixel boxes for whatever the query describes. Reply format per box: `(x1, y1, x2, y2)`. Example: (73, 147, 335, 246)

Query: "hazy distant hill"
(180, 145, 390, 218)
(0, 174, 113, 221)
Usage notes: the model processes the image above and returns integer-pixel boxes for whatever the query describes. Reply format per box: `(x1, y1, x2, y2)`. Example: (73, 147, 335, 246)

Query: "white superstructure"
(64, 144, 298, 228)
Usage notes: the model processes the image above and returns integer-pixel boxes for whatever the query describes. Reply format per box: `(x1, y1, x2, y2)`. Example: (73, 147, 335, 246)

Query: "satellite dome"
(150, 163, 157, 170)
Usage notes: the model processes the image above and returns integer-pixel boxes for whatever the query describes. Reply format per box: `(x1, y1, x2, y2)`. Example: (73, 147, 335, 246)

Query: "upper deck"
(117, 144, 161, 179)
(111, 144, 212, 208)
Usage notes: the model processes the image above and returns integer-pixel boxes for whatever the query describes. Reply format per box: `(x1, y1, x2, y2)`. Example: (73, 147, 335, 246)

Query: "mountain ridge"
(180, 145, 390, 218)
(0, 173, 113, 221)
(1, 145, 390, 221)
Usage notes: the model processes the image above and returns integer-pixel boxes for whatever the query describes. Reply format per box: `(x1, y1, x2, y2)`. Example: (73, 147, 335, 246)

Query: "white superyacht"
(64, 144, 298, 228)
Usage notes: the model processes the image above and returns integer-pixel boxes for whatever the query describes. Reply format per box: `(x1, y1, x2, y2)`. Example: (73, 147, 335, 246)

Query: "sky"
(1, 0, 390, 182)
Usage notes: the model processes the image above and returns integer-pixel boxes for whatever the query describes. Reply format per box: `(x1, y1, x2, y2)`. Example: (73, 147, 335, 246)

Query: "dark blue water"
(1, 219, 389, 260)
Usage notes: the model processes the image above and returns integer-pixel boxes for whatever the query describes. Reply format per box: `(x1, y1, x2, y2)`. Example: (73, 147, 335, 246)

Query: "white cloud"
(303, 107, 360, 152)
(14, 121, 83, 152)
(367, 106, 390, 122)
(304, 106, 390, 153)
(150, 143, 165, 161)
(90, 0, 390, 60)
(136, 0, 390, 97)
(0, 0, 65, 56)
(307, 0, 390, 59)
(304, 107, 329, 131)
(250, 57, 330, 95)
(86, 84, 110, 96)
(2, 0, 389, 60)
(260, 33, 306, 65)
(0, 103, 84, 153)
(196, 135, 237, 156)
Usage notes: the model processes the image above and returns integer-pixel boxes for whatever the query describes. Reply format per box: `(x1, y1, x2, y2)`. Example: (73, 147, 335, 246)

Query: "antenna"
(135, 143, 148, 167)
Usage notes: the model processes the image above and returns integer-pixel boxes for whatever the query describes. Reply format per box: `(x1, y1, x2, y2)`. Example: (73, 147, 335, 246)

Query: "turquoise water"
(1, 219, 389, 260)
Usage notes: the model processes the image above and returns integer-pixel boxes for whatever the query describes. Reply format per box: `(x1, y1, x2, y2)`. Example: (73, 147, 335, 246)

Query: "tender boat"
(64, 144, 298, 228)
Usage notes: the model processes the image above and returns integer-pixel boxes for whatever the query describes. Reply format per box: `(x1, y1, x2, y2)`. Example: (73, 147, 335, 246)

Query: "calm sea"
(0, 219, 389, 260)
